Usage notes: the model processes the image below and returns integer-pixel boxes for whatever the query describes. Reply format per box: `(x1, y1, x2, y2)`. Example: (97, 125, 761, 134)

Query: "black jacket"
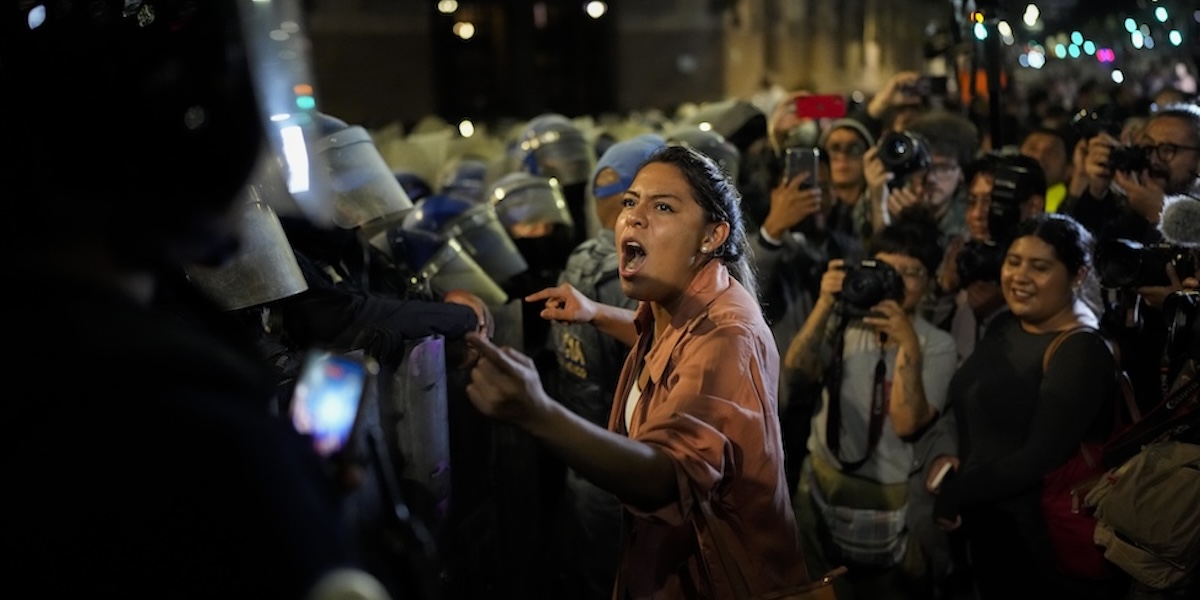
(6, 270, 353, 599)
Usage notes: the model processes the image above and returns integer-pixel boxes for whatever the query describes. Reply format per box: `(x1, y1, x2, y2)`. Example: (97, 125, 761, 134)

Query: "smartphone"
(289, 350, 377, 460)
(794, 94, 847, 120)
(906, 75, 949, 97)
(929, 461, 954, 490)
(783, 146, 821, 188)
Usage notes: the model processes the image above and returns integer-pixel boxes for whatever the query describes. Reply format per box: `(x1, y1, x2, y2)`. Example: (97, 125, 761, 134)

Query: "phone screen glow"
(290, 353, 366, 457)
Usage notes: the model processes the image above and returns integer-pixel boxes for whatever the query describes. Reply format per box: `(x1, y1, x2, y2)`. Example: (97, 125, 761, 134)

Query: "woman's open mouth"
(621, 240, 646, 277)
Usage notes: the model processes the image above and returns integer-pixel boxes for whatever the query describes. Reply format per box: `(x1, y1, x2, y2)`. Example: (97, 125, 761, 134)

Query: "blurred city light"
(1023, 6, 1039, 28)
(584, 1, 607, 19)
(453, 21, 475, 40)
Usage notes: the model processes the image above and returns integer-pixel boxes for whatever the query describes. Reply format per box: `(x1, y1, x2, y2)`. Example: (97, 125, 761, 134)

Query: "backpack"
(1082, 378, 1200, 590)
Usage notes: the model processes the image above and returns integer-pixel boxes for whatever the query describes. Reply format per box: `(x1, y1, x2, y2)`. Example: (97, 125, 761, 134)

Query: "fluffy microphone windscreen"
(1160, 195, 1200, 248)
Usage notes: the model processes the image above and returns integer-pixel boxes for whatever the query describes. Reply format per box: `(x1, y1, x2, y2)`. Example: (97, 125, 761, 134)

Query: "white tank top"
(623, 379, 642, 431)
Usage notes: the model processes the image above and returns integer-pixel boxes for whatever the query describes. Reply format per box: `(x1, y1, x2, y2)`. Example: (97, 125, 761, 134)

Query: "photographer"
(862, 110, 979, 249)
(1065, 103, 1200, 413)
(784, 210, 957, 599)
(851, 70, 932, 141)
(1062, 103, 1200, 244)
(939, 154, 1056, 362)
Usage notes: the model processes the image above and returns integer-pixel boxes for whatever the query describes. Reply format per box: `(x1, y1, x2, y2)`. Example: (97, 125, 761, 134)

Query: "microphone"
(1160, 195, 1200, 248)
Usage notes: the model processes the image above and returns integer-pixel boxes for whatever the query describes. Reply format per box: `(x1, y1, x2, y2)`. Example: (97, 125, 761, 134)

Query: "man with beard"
(1061, 102, 1200, 414)
(1062, 103, 1200, 245)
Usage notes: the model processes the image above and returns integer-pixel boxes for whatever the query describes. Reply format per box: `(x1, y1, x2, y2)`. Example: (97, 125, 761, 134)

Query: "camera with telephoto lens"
(1163, 289, 1199, 367)
(956, 158, 1040, 286)
(1096, 238, 1199, 289)
(877, 130, 932, 190)
(838, 259, 906, 317)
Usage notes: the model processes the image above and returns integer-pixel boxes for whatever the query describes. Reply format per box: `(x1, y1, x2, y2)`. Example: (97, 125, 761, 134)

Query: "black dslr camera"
(1069, 106, 1151, 173)
(839, 259, 905, 317)
(956, 158, 1040, 286)
(1096, 238, 1199, 289)
(1106, 144, 1152, 173)
(877, 130, 932, 190)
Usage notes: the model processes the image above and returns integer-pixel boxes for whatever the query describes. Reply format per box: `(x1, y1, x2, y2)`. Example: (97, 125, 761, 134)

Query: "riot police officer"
(3, 2, 391, 598)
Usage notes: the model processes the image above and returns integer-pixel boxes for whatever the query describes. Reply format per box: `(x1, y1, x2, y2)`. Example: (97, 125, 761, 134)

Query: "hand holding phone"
(794, 94, 847, 120)
(783, 146, 821, 188)
(289, 351, 377, 461)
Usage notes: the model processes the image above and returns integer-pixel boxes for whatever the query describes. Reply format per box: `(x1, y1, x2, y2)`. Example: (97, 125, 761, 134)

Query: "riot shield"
(383, 334, 452, 526)
(185, 187, 307, 311)
(337, 348, 441, 600)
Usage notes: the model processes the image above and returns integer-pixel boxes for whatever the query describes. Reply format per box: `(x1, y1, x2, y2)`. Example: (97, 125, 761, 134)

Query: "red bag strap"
(1042, 326, 1140, 421)
(1042, 326, 1141, 468)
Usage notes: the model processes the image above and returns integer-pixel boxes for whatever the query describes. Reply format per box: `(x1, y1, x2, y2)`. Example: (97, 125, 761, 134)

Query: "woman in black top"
(927, 213, 1128, 599)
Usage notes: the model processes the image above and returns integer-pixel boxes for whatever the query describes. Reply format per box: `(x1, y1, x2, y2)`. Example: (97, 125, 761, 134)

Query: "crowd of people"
(6, 1, 1199, 599)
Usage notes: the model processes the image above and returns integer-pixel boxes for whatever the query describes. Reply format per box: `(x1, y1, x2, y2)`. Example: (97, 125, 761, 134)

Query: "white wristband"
(759, 225, 784, 247)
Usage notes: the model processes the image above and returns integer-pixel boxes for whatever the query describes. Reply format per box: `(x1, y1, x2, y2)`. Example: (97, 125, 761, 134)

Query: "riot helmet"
(389, 225, 508, 306)
(487, 171, 578, 280)
(685, 99, 768, 152)
(184, 157, 309, 310)
(394, 171, 435, 204)
(517, 113, 596, 187)
(314, 118, 415, 235)
(665, 126, 742, 182)
(488, 172, 575, 240)
(412, 237, 509, 306)
(403, 194, 529, 285)
(435, 156, 492, 204)
(6, 0, 336, 269)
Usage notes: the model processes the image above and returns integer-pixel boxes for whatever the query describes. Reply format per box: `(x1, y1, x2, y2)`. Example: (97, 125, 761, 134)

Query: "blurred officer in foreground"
(3, 2, 390, 598)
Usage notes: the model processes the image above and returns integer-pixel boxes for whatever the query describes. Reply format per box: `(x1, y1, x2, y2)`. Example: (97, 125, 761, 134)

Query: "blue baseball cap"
(592, 133, 666, 199)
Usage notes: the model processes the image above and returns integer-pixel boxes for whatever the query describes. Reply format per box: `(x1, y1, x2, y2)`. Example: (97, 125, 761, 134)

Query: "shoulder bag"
(1039, 325, 1140, 579)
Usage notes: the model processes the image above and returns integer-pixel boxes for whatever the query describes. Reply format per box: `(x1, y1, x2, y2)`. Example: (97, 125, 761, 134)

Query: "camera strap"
(825, 318, 890, 472)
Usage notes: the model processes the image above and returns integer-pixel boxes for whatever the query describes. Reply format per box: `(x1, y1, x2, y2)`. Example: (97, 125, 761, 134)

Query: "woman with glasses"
(784, 208, 958, 600)
(819, 118, 877, 246)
